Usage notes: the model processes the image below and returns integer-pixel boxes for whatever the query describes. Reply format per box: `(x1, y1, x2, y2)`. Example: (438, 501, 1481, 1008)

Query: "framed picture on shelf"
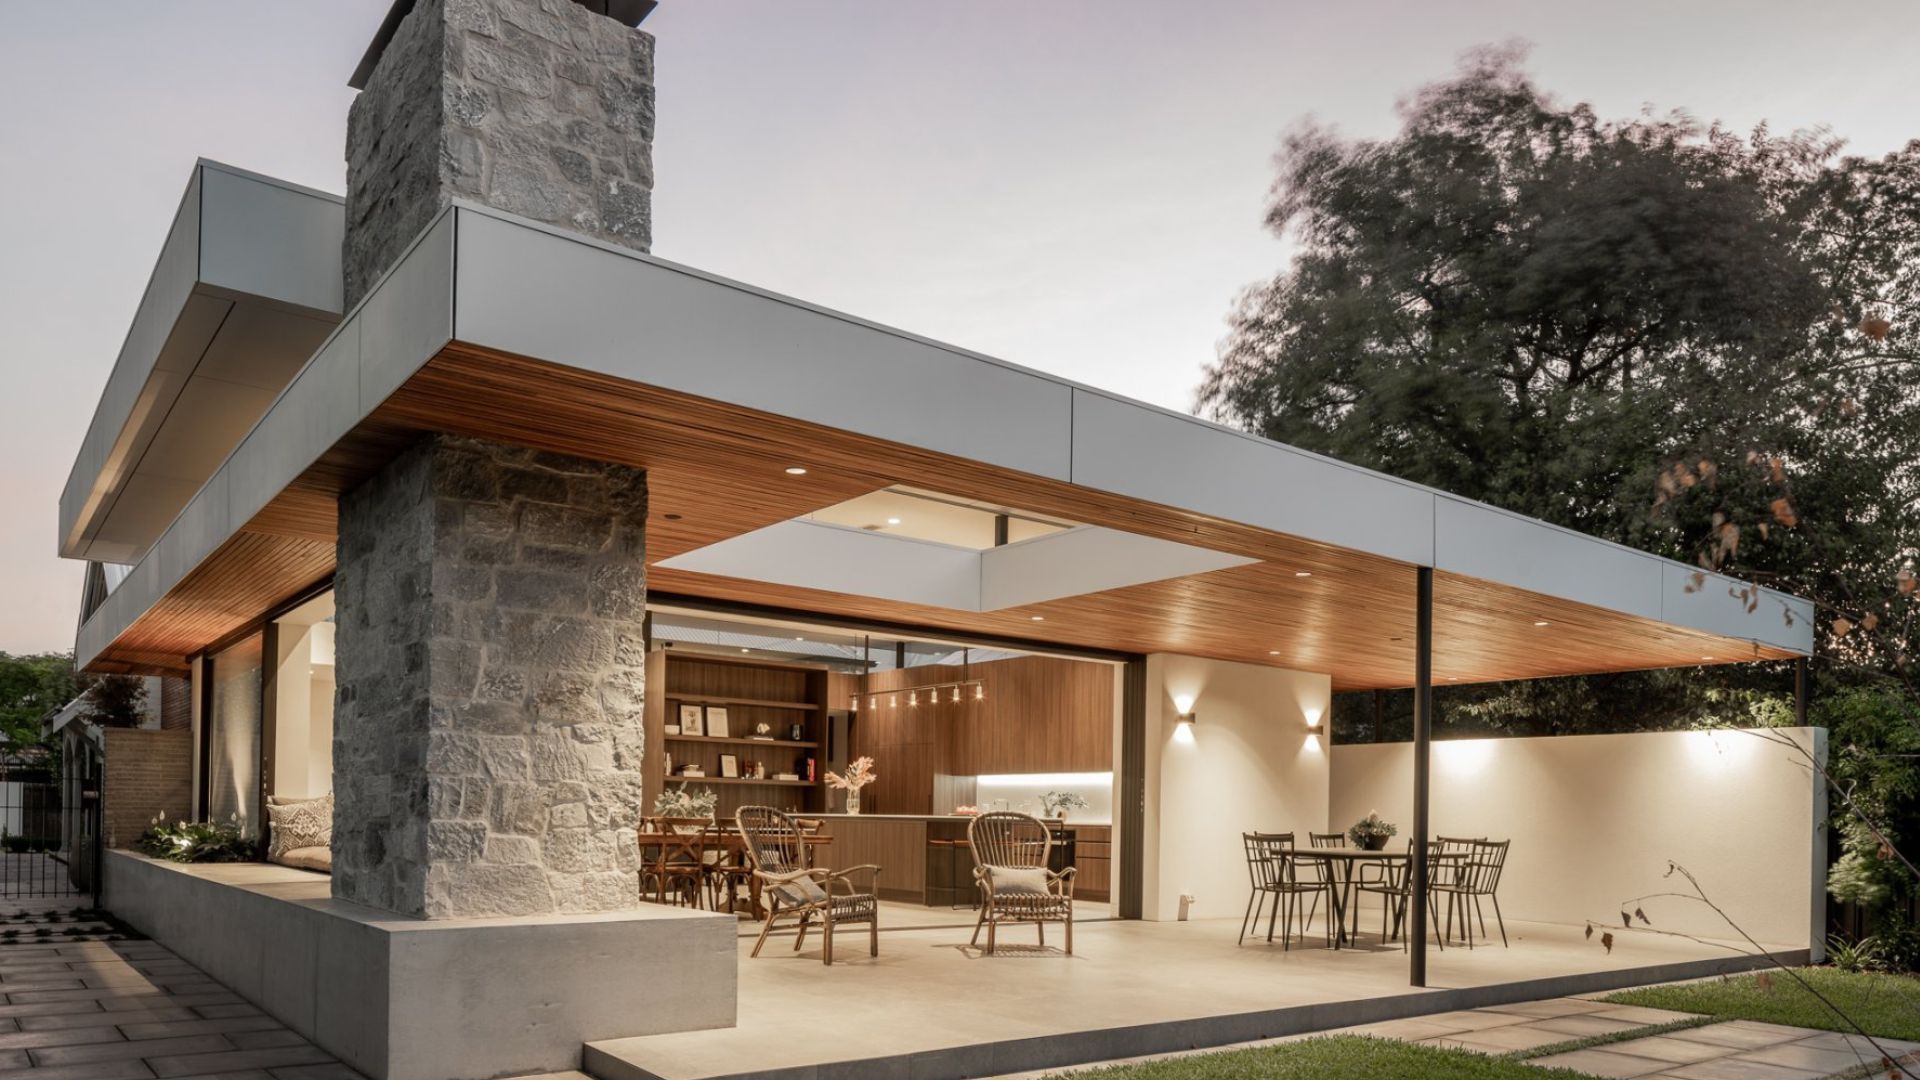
(719, 754, 740, 778)
(678, 705, 704, 736)
(705, 706, 730, 739)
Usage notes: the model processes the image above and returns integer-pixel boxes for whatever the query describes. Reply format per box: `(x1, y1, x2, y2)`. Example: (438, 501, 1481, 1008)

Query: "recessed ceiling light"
(740, 648, 751, 653)
(1268, 650, 1281, 656)
(886, 517, 902, 525)
(1030, 615, 1045, 622)
(1701, 655, 1714, 661)
(1295, 571, 1313, 578)
(794, 636, 805, 641)
(1533, 620, 1551, 627)
(784, 466, 808, 475)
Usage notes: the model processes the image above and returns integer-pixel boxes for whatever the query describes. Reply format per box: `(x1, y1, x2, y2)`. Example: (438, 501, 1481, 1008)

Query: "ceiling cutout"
(659, 488, 1258, 612)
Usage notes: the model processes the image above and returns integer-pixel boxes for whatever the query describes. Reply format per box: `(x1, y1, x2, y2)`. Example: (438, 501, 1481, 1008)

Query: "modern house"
(61, 2, 1827, 1079)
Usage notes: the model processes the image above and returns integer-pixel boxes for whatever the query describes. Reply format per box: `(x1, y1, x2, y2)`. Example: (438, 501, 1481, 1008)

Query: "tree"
(1201, 44, 1920, 736)
(78, 673, 148, 728)
(0, 652, 77, 747)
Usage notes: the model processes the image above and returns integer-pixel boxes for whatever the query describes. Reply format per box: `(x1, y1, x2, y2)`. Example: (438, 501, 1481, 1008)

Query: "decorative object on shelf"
(653, 787, 717, 833)
(788, 722, 805, 741)
(1039, 791, 1090, 819)
(719, 754, 741, 778)
(678, 704, 704, 736)
(804, 755, 816, 783)
(1347, 810, 1397, 851)
(826, 755, 878, 815)
(665, 723, 682, 736)
(775, 772, 800, 782)
(751, 722, 773, 741)
(706, 706, 731, 738)
(752, 761, 767, 779)
(679, 765, 706, 778)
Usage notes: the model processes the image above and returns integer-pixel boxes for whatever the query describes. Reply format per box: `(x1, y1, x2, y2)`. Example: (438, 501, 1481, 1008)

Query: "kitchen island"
(809, 814, 1111, 905)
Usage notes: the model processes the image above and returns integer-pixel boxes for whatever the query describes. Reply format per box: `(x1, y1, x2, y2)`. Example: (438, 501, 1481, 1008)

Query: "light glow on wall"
(1172, 720, 1195, 745)
(1684, 728, 1753, 770)
(1435, 738, 1494, 778)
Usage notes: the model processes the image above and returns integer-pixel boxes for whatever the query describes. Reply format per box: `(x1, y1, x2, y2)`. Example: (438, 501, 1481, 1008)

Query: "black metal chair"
(1308, 832, 1345, 849)
(1239, 832, 1333, 949)
(1431, 839, 1510, 948)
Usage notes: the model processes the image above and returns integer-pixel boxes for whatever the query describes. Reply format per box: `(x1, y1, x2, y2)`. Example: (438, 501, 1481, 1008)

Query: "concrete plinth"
(104, 851, 735, 1080)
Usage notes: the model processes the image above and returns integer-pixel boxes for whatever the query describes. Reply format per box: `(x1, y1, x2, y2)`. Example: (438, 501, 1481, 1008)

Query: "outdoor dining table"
(1304, 846, 1466, 949)
(632, 827, 833, 920)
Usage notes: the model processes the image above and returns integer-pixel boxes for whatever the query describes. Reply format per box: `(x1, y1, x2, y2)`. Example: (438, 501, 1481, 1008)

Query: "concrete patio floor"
(586, 914, 1805, 1080)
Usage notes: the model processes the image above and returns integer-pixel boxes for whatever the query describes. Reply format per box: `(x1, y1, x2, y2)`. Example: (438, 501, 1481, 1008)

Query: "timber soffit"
(72, 199, 1815, 674)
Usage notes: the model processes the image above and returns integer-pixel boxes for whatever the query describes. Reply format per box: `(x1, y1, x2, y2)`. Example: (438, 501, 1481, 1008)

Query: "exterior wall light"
(1173, 712, 1197, 744)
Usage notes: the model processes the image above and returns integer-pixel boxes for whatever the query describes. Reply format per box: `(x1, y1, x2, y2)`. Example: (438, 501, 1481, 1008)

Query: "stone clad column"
(333, 434, 648, 918)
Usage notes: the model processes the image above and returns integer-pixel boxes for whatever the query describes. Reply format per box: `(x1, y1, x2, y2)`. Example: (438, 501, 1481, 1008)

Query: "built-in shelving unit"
(644, 650, 831, 817)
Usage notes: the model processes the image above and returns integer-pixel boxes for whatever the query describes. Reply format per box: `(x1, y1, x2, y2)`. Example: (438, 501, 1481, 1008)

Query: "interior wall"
(1141, 654, 1331, 922)
(271, 620, 336, 801)
(1328, 727, 1825, 948)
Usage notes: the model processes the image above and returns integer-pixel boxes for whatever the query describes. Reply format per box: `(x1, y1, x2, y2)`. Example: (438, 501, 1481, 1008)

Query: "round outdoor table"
(1302, 847, 1465, 949)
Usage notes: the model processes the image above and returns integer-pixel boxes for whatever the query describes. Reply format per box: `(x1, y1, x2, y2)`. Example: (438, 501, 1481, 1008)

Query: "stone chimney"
(343, 0, 656, 309)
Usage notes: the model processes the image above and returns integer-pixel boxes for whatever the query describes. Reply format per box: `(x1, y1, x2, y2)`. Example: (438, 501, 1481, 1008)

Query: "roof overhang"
(73, 202, 1815, 688)
(58, 161, 343, 566)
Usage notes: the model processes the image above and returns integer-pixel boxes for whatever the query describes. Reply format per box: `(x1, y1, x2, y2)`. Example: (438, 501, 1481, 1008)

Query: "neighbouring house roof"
(67, 194, 1815, 688)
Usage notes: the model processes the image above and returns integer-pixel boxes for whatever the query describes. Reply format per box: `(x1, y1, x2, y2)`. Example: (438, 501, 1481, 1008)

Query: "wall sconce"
(1304, 708, 1324, 733)
(1173, 712, 1197, 744)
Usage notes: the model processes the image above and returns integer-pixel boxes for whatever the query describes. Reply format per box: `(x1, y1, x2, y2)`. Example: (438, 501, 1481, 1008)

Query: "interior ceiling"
(84, 343, 1798, 688)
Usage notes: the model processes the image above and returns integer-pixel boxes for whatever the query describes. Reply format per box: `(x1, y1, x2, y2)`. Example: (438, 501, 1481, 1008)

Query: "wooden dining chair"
(641, 817, 713, 908)
(735, 805, 880, 965)
(968, 812, 1075, 954)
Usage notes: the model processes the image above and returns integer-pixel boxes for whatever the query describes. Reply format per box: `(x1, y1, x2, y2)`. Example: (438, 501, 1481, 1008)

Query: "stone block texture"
(333, 434, 648, 918)
(344, 0, 655, 308)
(102, 729, 193, 848)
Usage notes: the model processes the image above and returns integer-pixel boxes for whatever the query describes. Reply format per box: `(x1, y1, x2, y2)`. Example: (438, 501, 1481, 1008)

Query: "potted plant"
(652, 787, 718, 832)
(1039, 791, 1090, 819)
(1347, 811, 1397, 851)
(826, 756, 878, 814)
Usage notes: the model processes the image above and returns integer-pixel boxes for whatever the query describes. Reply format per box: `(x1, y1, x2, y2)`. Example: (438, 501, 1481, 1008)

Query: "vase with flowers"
(1347, 810, 1397, 851)
(826, 756, 878, 814)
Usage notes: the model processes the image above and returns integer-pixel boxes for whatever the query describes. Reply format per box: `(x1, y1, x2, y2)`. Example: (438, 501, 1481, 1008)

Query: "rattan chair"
(1431, 838, 1510, 948)
(968, 812, 1075, 954)
(1239, 832, 1333, 949)
(735, 805, 880, 965)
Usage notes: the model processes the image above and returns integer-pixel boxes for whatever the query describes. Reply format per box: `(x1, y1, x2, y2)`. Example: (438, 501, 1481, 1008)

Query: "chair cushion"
(772, 875, 829, 907)
(265, 793, 332, 861)
(985, 865, 1050, 895)
(273, 846, 332, 873)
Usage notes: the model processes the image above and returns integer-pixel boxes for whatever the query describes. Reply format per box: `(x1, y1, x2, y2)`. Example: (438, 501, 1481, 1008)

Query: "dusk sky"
(1, 1, 1915, 655)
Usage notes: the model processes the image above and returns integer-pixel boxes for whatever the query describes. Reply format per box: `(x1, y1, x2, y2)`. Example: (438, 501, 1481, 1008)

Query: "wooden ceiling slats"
(85, 343, 1796, 687)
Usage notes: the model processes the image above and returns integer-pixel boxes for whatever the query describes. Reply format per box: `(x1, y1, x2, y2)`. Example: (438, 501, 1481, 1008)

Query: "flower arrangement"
(134, 811, 258, 864)
(1347, 810, 1397, 851)
(826, 756, 877, 813)
(825, 756, 877, 792)
(653, 787, 718, 820)
(1039, 791, 1090, 818)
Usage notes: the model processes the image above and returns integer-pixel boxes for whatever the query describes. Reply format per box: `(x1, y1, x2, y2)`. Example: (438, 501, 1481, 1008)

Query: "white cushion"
(986, 865, 1050, 895)
(274, 846, 332, 874)
(266, 792, 332, 861)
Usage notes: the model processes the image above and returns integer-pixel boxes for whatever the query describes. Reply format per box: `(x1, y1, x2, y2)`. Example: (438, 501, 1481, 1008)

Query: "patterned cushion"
(266, 793, 332, 861)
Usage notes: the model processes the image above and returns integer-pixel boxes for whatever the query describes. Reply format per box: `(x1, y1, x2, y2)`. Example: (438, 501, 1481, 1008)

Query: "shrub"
(133, 814, 257, 864)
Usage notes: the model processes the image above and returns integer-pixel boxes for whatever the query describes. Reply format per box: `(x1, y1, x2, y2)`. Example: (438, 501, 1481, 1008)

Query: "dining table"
(1304, 846, 1466, 949)
(632, 825, 834, 920)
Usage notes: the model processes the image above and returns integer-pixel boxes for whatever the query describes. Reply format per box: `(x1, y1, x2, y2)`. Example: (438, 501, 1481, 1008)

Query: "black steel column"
(1410, 566, 1434, 987)
(1795, 656, 1810, 726)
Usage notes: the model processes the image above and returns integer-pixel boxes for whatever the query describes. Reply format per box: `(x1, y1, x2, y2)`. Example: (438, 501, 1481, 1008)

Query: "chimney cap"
(349, 0, 659, 89)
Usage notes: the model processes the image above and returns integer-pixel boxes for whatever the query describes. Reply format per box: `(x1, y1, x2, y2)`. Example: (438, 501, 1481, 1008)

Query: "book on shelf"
(678, 767, 706, 778)
(773, 772, 800, 782)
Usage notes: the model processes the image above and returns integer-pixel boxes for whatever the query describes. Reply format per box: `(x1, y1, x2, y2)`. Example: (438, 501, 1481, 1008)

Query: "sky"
(0, 1, 1916, 655)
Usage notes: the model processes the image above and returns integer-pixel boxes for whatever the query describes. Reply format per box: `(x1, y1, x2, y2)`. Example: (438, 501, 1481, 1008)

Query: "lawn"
(1604, 967, 1920, 1041)
(1042, 1035, 1593, 1079)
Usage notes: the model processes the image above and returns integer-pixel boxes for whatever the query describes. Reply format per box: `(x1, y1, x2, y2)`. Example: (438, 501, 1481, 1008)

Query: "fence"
(0, 748, 99, 904)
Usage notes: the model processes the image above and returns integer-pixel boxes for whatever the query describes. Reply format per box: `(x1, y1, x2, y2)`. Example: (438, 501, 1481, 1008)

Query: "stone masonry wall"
(333, 434, 648, 918)
(102, 729, 193, 849)
(344, 0, 655, 308)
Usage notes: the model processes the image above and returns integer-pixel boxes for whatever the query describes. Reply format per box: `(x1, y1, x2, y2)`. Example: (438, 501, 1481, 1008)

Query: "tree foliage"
(0, 652, 77, 747)
(1203, 45, 1920, 735)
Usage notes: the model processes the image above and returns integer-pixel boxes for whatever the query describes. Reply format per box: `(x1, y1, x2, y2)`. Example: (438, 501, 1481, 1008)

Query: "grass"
(1506, 1015, 1720, 1060)
(1603, 967, 1920, 1041)
(1042, 1035, 1595, 1079)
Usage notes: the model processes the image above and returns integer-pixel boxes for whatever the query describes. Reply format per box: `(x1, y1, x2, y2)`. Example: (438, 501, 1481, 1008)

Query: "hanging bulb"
(952, 686, 961, 703)
(974, 684, 984, 701)
(909, 690, 919, 707)
(850, 696, 859, 712)
(890, 695, 898, 708)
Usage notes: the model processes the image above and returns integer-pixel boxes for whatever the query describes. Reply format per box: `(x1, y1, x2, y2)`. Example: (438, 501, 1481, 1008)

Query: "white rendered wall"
(1328, 728, 1825, 949)
(1140, 654, 1331, 921)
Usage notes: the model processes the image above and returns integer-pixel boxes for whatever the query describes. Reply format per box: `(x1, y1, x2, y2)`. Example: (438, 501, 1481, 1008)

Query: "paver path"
(1352, 996, 1920, 1079)
(0, 906, 364, 1079)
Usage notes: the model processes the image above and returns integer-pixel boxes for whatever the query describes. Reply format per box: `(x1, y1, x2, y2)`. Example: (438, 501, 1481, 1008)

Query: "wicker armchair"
(967, 812, 1075, 955)
(735, 805, 880, 965)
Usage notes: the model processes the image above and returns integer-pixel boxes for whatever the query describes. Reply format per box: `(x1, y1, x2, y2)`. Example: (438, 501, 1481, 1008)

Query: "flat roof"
(71, 199, 1813, 685)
